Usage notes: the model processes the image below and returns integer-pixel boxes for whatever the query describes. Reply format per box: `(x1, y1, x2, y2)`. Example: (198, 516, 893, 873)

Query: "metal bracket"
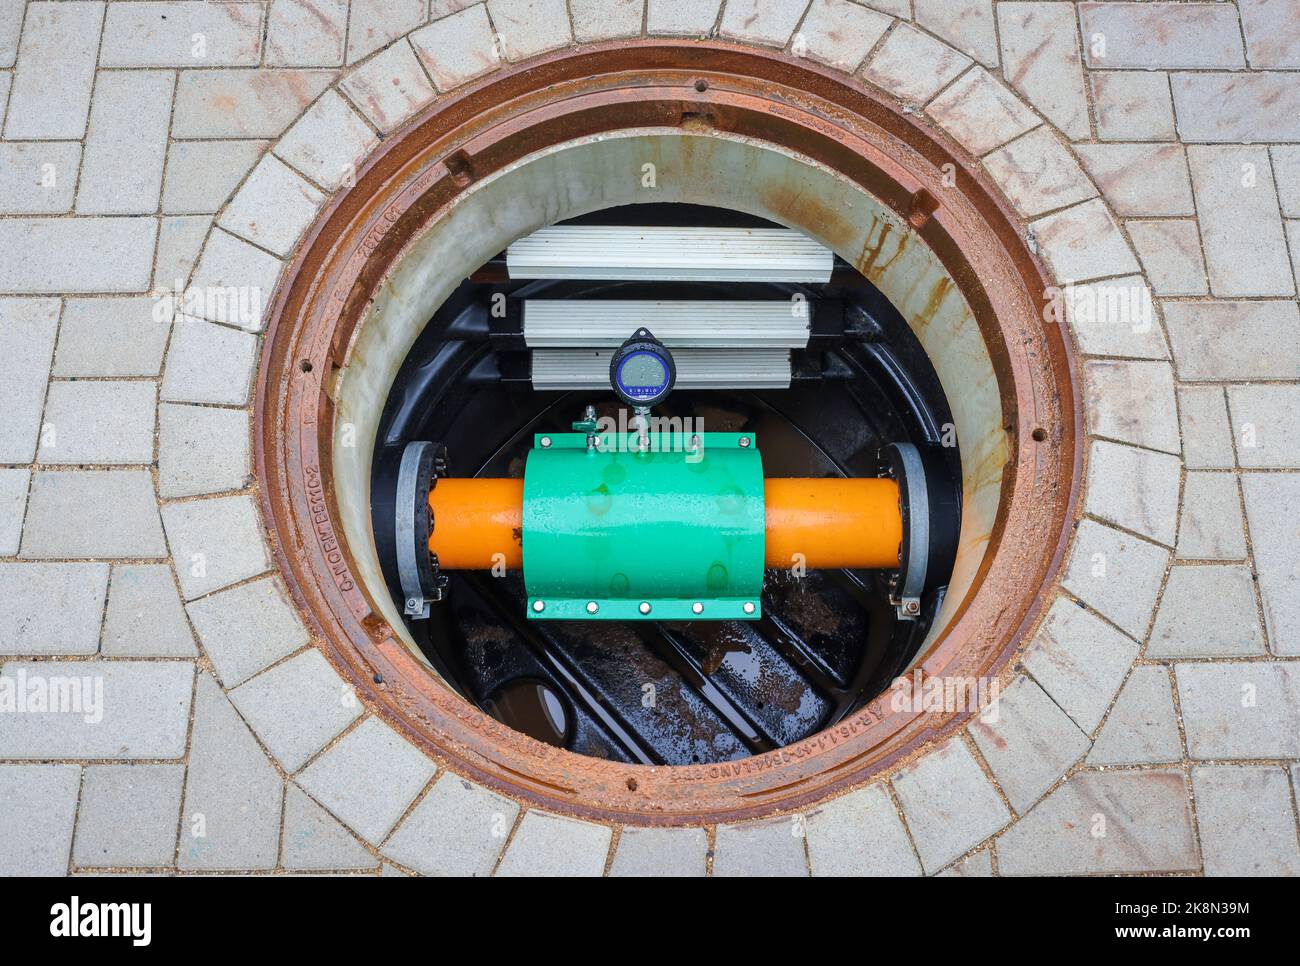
(396, 440, 447, 619)
(886, 442, 929, 621)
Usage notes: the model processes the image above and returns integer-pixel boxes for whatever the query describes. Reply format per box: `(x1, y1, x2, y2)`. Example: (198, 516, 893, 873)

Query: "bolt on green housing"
(522, 431, 765, 620)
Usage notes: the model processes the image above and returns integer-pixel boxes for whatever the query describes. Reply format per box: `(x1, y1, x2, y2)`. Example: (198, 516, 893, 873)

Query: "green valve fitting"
(522, 431, 765, 620)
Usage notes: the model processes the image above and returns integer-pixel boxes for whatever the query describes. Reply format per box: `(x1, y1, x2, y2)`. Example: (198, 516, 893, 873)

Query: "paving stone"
(487, 0, 572, 60)
(571, 0, 643, 42)
(804, 782, 921, 876)
(891, 736, 1010, 873)
(996, 2, 1088, 140)
(1273, 147, 1300, 218)
(0, 297, 58, 462)
(1177, 472, 1247, 560)
(382, 773, 519, 876)
(54, 297, 171, 378)
(161, 316, 259, 406)
(861, 23, 971, 106)
(1063, 520, 1169, 639)
(1088, 666, 1182, 766)
(1163, 300, 1300, 382)
(101, 2, 262, 67)
(970, 675, 1091, 814)
(21, 471, 166, 559)
(1176, 386, 1234, 469)
(982, 128, 1097, 218)
(0, 468, 28, 555)
(1031, 199, 1140, 284)
(1241, 473, 1300, 655)
(0, 764, 80, 875)
(160, 494, 271, 599)
(1188, 145, 1294, 298)
(646, 0, 719, 37)
(1195, 766, 1300, 876)
(340, 40, 436, 134)
(0, 217, 156, 295)
(172, 69, 337, 139)
(608, 826, 709, 877)
(0, 562, 109, 655)
(937, 849, 993, 877)
(347, 0, 426, 64)
(1075, 144, 1194, 218)
(927, 67, 1038, 157)
(1083, 360, 1179, 455)
(187, 228, 283, 332)
(1060, 275, 1166, 359)
(266, 0, 348, 67)
(187, 576, 308, 687)
(77, 71, 174, 215)
(1125, 220, 1208, 297)
(154, 217, 212, 290)
(298, 717, 436, 844)
(497, 810, 613, 877)
(74, 764, 184, 868)
(1079, 2, 1244, 70)
(162, 140, 265, 216)
(1173, 72, 1300, 143)
(795, 0, 890, 73)
(102, 564, 197, 658)
(915, 0, 997, 68)
(1150, 565, 1266, 660)
(410, 5, 499, 92)
(1239, 0, 1300, 68)
(859, 0, 909, 16)
(220, 155, 325, 259)
(1177, 661, 1300, 759)
(1024, 597, 1141, 734)
(1287, 220, 1300, 290)
(0, 70, 11, 124)
(178, 674, 281, 870)
(0, 659, 193, 759)
(997, 770, 1197, 875)
(275, 90, 379, 192)
(1091, 72, 1176, 142)
(38, 381, 156, 466)
(712, 814, 808, 877)
(230, 649, 361, 772)
(719, 0, 807, 48)
(283, 784, 378, 871)
(158, 403, 250, 499)
(0, 142, 80, 214)
(1084, 441, 1182, 547)
(0, 0, 20, 68)
(3, 1, 103, 140)
(1228, 386, 1300, 469)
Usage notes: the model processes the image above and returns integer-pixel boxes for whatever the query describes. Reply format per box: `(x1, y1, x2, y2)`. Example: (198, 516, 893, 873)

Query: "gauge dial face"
(610, 331, 675, 407)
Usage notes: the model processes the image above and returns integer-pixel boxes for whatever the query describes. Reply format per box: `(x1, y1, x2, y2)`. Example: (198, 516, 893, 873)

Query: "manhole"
(255, 42, 1080, 823)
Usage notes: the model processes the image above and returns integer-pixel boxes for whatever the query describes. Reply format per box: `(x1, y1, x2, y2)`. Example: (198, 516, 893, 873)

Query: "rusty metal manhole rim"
(253, 40, 1082, 825)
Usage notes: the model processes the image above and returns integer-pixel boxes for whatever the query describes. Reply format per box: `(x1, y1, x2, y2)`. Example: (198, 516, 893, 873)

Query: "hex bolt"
(586, 601, 600, 614)
(532, 600, 545, 613)
(738, 436, 751, 448)
(639, 602, 652, 615)
(692, 602, 704, 614)
(540, 436, 552, 448)
(742, 601, 755, 614)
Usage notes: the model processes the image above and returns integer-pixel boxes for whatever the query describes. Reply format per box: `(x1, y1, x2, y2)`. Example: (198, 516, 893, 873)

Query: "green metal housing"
(522, 431, 765, 620)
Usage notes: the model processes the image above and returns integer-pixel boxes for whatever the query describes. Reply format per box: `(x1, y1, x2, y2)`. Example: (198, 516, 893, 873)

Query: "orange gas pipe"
(428, 477, 901, 571)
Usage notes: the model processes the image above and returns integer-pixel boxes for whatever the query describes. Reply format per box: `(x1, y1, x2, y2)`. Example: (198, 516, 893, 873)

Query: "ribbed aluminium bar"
(530, 347, 792, 390)
(506, 226, 834, 282)
(522, 300, 811, 348)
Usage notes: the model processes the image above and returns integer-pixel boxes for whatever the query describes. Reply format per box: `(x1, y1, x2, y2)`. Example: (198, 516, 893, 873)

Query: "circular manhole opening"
(255, 42, 1081, 824)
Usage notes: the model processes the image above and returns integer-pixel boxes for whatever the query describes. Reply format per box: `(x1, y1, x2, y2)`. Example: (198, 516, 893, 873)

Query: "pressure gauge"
(609, 328, 676, 408)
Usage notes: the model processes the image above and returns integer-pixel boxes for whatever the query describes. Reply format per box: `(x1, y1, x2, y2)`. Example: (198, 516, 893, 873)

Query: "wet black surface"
(370, 205, 961, 765)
